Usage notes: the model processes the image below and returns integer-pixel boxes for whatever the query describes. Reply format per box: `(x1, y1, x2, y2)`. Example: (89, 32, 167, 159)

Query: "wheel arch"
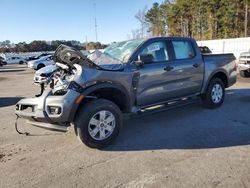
(69, 82, 132, 122)
(86, 82, 130, 110)
(37, 63, 45, 70)
(202, 70, 229, 93)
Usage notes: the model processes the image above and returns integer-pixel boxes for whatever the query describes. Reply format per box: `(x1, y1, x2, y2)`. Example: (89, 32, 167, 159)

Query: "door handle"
(164, 66, 174, 71)
(193, 63, 199, 68)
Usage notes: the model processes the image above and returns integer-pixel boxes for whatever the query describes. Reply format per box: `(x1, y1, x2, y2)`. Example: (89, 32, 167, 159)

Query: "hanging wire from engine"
(15, 115, 30, 136)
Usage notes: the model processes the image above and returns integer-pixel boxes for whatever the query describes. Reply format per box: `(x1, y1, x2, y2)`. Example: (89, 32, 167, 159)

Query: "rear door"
(165, 39, 204, 98)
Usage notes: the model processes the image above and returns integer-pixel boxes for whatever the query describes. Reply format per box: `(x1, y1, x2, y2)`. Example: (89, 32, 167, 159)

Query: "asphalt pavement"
(0, 65, 249, 188)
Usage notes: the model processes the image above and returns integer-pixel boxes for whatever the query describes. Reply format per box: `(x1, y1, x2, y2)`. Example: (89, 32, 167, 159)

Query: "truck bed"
(203, 53, 236, 64)
(201, 53, 237, 93)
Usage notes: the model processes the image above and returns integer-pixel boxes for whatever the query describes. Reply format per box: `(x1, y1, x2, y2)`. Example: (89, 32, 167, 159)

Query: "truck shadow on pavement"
(105, 88, 250, 151)
(0, 97, 23, 108)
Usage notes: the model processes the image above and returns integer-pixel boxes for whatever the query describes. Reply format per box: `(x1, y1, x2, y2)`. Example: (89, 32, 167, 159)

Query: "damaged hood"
(35, 64, 57, 76)
(53, 44, 123, 71)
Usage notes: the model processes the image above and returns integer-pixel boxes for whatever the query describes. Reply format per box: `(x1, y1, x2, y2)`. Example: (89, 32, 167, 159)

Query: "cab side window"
(172, 41, 195, 60)
(139, 41, 169, 63)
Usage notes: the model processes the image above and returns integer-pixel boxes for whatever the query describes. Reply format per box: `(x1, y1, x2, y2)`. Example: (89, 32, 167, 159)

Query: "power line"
(94, 3, 98, 42)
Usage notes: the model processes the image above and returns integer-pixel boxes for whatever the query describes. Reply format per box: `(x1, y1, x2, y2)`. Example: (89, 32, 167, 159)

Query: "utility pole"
(94, 3, 98, 42)
(245, 1, 248, 37)
(85, 35, 88, 50)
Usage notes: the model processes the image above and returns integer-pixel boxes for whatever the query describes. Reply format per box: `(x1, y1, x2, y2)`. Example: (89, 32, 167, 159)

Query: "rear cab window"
(172, 40, 195, 60)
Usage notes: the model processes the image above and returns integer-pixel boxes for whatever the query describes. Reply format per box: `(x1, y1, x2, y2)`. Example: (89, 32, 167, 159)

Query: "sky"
(0, 0, 162, 44)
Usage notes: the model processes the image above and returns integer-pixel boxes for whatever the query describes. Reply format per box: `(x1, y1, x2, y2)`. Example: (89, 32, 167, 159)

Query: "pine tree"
(145, 0, 250, 40)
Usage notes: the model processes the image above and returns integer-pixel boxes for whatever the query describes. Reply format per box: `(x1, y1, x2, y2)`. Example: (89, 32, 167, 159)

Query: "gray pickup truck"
(15, 37, 237, 148)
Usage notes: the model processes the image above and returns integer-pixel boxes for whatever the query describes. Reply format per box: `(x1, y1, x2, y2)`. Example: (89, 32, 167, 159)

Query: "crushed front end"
(15, 44, 90, 132)
(14, 44, 128, 133)
(15, 86, 82, 131)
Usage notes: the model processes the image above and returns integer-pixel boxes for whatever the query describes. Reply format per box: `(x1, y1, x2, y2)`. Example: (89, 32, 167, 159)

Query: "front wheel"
(74, 99, 122, 148)
(201, 78, 225, 109)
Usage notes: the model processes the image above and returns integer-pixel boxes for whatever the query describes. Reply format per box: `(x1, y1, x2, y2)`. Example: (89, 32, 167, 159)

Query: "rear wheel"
(240, 70, 250, 77)
(74, 99, 122, 148)
(19, 61, 24, 64)
(202, 78, 225, 109)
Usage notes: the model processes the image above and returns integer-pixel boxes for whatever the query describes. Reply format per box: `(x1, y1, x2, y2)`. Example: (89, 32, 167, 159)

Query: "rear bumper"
(228, 74, 237, 88)
(15, 89, 81, 127)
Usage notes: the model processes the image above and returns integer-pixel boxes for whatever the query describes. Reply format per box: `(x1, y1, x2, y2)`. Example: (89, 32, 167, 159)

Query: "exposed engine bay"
(33, 44, 124, 96)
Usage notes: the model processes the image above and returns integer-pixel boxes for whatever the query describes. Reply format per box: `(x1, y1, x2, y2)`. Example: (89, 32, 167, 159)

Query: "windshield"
(103, 39, 144, 62)
(87, 39, 144, 70)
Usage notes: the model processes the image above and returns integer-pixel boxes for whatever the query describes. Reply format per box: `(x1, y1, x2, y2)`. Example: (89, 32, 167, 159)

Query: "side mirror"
(134, 59, 143, 67)
(134, 54, 153, 67)
(139, 54, 153, 64)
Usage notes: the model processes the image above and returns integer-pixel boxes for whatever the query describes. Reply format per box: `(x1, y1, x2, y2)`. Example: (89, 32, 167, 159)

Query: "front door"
(136, 40, 171, 106)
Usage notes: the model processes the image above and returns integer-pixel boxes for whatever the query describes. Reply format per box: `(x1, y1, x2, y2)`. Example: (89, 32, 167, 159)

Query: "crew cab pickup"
(15, 37, 237, 148)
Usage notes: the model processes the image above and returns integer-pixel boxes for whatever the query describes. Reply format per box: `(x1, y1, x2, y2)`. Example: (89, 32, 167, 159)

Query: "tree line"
(144, 0, 250, 40)
(0, 40, 107, 53)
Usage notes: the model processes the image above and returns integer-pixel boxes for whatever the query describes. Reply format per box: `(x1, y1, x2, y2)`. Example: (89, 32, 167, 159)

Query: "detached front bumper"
(15, 89, 81, 131)
(238, 63, 250, 71)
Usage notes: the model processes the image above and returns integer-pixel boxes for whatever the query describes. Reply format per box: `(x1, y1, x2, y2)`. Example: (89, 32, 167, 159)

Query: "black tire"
(240, 70, 250, 78)
(201, 78, 225, 109)
(74, 99, 122, 148)
(19, 61, 24, 64)
(37, 64, 45, 70)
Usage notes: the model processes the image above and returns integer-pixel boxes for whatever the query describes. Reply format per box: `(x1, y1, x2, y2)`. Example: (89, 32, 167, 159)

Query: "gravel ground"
(0, 65, 250, 188)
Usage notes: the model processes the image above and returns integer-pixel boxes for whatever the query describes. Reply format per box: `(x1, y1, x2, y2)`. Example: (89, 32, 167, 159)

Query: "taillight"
(233, 62, 237, 71)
